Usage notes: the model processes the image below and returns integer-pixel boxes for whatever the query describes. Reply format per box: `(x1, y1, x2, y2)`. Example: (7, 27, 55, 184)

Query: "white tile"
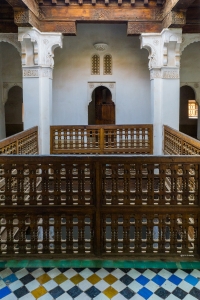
(75, 293, 91, 300)
(130, 294, 144, 300)
(31, 268, 45, 278)
(127, 270, 142, 279)
(43, 279, 58, 291)
(78, 279, 92, 291)
(63, 269, 77, 279)
(0, 279, 6, 289)
(1, 294, 17, 300)
(111, 280, 126, 292)
(110, 269, 126, 279)
(143, 269, 156, 279)
(194, 280, 200, 289)
(38, 293, 53, 300)
(174, 269, 188, 279)
(20, 293, 36, 300)
(95, 269, 109, 279)
(160, 280, 176, 293)
(148, 294, 163, 300)
(112, 293, 126, 300)
(57, 293, 73, 300)
(158, 269, 172, 280)
(0, 269, 12, 279)
(25, 279, 40, 292)
(79, 268, 94, 279)
(15, 268, 29, 279)
(59, 279, 75, 291)
(144, 280, 159, 292)
(191, 269, 200, 278)
(47, 268, 61, 279)
(184, 294, 198, 300)
(128, 281, 143, 293)
(93, 293, 109, 300)
(178, 280, 193, 292)
(9, 280, 23, 291)
(165, 294, 180, 300)
(94, 279, 109, 292)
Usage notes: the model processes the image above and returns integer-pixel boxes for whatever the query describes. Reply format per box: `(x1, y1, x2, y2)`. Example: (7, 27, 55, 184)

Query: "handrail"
(163, 125, 200, 155)
(50, 124, 153, 154)
(0, 126, 38, 154)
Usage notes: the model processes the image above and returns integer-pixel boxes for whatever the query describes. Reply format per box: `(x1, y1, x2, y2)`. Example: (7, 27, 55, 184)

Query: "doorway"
(88, 86, 115, 125)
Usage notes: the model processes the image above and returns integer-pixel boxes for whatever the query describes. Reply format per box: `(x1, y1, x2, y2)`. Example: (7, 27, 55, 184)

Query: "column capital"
(140, 28, 182, 70)
(18, 27, 63, 68)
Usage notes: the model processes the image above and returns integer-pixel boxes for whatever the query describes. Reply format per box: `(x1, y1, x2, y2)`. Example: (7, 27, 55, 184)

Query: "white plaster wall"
(53, 24, 151, 125)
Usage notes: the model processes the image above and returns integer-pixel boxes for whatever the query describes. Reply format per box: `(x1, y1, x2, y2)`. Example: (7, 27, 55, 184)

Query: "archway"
(179, 85, 197, 138)
(88, 86, 115, 125)
(5, 86, 23, 137)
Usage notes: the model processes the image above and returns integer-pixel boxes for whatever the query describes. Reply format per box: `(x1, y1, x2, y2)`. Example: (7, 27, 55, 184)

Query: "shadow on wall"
(179, 85, 197, 139)
(5, 86, 23, 137)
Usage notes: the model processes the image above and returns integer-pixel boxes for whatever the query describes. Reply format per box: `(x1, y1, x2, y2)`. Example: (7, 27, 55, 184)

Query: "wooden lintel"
(162, 10, 186, 29)
(40, 21, 76, 35)
(6, 0, 39, 18)
(162, 0, 196, 20)
(0, 21, 18, 33)
(183, 24, 200, 33)
(14, 9, 41, 30)
(127, 21, 162, 35)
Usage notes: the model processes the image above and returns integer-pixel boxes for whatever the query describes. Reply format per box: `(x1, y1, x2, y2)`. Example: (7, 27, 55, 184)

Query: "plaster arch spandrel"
(180, 34, 200, 54)
(180, 82, 200, 104)
(3, 82, 23, 105)
(0, 33, 21, 55)
(88, 82, 116, 105)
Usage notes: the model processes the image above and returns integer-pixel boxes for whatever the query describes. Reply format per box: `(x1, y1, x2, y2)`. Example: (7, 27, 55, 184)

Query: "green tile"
(0, 261, 7, 268)
(6, 260, 29, 268)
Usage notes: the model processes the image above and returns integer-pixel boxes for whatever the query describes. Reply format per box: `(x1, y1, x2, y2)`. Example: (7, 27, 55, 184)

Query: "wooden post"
(100, 128, 104, 154)
(94, 161, 102, 255)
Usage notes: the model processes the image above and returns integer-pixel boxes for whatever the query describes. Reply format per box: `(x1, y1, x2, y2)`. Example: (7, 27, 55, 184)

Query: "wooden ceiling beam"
(162, 10, 186, 28)
(127, 21, 162, 34)
(5, 0, 39, 18)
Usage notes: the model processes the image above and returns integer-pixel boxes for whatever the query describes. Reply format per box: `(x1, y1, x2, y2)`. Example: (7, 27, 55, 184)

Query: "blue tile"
(85, 286, 101, 298)
(152, 274, 166, 286)
(49, 286, 64, 298)
(120, 274, 134, 285)
(120, 287, 135, 299)
(184, 274, 199, 286)
(67, 286, 82, 298)
(0, 286, 11, 299)
(136, 275, 149, 286)
(138, 287, 153, 299)
(168, 274, 182, 285)
(3, 274, 18, 284)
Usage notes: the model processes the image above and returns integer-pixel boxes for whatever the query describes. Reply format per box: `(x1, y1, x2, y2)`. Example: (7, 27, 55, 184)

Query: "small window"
(103, 54, 112, 75)
(188, 100, 198, 119)
(91, 54, 100, 75)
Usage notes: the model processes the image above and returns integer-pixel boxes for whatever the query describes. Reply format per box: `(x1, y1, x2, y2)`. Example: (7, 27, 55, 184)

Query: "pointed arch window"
(103, 54, 112, 75)
(91, 54, 100, 75)
(188, 100, 198, 119)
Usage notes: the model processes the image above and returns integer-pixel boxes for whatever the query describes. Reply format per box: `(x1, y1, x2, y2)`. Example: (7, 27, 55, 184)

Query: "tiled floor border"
(0, 260, 200, 269)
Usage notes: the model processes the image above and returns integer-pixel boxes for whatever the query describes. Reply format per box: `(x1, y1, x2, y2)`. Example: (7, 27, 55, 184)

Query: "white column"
(141, 29, 182, 155)
(18, 28, 63, 154)
(0, 44, 6, 140)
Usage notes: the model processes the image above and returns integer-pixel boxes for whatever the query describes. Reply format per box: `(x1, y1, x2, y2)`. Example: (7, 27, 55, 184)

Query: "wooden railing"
(0, 155, 199, 258)
(164, 125, 200, 155)
(50, 125, 153, 154)
(0, 127, 38, 155)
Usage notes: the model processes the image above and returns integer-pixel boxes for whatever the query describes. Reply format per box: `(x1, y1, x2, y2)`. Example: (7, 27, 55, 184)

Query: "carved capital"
(0, 33, 21, 54)
(18, 27, 63, 68)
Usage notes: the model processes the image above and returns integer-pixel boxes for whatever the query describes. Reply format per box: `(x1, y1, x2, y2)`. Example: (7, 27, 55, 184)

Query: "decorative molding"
(180, 34, 200, 54)
(88, 82, 116, 104)
(93, 43, 108, 52)
(18, 27, 63, 68)
(163, 70, 179, 79)
(180, 82, 200, 104)
(92, 9, 111, 20)
(150, 69, 162, 80)
(3, 82, 22, 105)
(150, 68, 179, 80)
(23, 68, 52, 79)
(0, 33, 21, 54)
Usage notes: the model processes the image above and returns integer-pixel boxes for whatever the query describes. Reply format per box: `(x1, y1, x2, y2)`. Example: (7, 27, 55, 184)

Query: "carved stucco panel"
(180, 34, 200, 54)
(0, 33, 21, 55)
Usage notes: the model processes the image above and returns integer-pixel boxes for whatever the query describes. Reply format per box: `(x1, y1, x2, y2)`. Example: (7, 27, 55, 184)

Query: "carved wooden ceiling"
(0, 0, 199, 35)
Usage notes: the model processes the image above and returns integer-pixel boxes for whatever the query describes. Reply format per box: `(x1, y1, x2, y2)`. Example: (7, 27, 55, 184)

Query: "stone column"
(18, 28, 63, 154)
(140, 29, 182, 155)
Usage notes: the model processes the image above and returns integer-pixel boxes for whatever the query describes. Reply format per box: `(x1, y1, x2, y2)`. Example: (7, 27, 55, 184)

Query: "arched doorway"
(88, 86, 115, 125)
(5, 86, 23, 137)
(179, 85, 197, 138)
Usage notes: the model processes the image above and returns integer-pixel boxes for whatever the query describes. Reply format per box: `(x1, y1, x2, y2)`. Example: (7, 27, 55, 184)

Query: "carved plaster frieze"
(140, 28, 182, 70)
(93, 43, 108, 52)
(18, 27, 63, 68)
(0, 33, 21, 55)
(150, 68, 179, 80)
(88, 82, 116, 104)
(180, 34, 200, 54)
(3, 82, 22, 105)
(180, 82, 200, 104)
(23, 68, 53, 79)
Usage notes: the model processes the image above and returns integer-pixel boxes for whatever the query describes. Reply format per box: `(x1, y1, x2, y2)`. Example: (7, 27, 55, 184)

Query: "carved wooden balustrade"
(0, 127, 38, 155)
(164, 125, 200, 155)
(0, 155, 199, 258)
(50, 125, 153, 154)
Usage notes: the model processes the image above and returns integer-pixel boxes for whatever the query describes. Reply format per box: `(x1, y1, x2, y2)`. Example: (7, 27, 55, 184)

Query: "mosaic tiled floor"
(1, 262, 200, 299)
